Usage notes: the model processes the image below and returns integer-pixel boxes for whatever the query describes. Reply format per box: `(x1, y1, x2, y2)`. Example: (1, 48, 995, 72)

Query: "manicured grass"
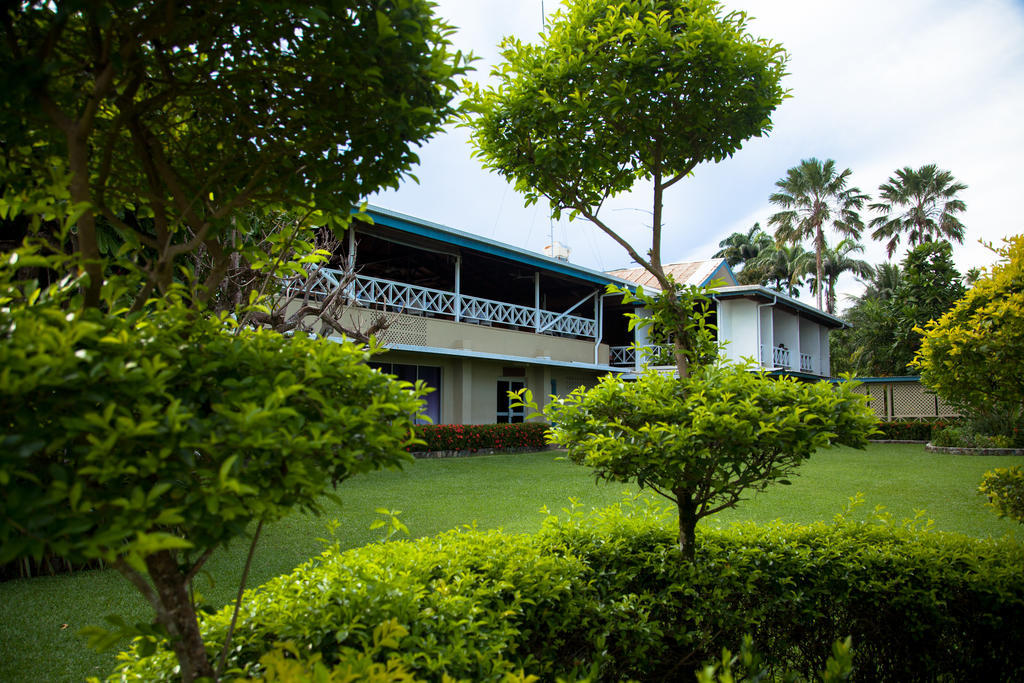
(0, 443, 1020, 682)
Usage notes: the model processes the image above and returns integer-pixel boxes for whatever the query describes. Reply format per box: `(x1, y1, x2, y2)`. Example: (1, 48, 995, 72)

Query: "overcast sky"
(372, 0, 1024, 310)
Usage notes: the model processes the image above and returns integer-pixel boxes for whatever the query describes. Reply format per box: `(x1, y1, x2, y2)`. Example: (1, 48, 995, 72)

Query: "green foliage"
(768, 158, 867, 310)
(1, 0, 470, 305)
(915, 235, 1024, 424)
(468, 0, 786, 373)
(871, 419, 949, 441)
(467, 0, 787, 218)
(0, 266, 423, 569)
(613, 280, 719, 370)
(532, 364, 876, 557)
(833, 241, 965, 376)
(932, 424, 1017, 449)
(0, 252, 425, 679)
(112, 499, 1024, 681)
(413, 423, 549, 453)
(979, 467, 1024, 524)
(869, 164, 968, 258)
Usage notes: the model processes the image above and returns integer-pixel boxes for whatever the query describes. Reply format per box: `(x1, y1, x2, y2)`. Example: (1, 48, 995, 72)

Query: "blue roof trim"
(364, 206, 638, 289)
(834, 375, 922, 383)
(373, 342, 628, 373)
(702, 261, 739, 287)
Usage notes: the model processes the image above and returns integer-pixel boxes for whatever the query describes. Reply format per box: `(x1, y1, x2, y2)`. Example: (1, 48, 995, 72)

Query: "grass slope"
(0, 444, 1020, 681)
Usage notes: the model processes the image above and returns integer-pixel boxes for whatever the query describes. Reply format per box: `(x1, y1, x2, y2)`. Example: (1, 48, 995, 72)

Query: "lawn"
(1, 443, 1020, 682)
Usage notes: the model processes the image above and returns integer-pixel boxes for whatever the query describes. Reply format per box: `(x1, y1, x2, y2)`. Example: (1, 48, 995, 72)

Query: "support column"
(534, 272, 541, 332)
(454, 254, 462, 322)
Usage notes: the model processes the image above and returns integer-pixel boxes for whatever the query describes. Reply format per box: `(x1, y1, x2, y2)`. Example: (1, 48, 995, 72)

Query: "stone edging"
(411, 446, 551, 459)
(925, 443, 1024, 456)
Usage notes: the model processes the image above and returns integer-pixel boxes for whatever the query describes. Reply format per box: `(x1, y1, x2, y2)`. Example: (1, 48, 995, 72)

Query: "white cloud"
(372, 0, 1024, 305)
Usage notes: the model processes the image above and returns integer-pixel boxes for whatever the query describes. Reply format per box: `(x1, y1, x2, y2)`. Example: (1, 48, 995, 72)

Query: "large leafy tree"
(714, 222, 774, 270)
(832, 241, 964, 376)
(914, 236, 1024, 425)
(808, 238, 872, 314)
(869, 164, 968, 258)
(768, 158, 867, 311)
(468, 0, 787, 378)
(1, 0, 469, 308)
(0, 2, 467, 679)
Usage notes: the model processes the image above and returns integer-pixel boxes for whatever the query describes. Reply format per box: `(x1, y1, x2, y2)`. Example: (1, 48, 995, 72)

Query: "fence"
(849, 377, 960, 421)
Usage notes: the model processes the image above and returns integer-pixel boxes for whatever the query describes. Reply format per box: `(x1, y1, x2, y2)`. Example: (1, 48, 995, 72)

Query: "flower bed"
(411, 423, 549, 455)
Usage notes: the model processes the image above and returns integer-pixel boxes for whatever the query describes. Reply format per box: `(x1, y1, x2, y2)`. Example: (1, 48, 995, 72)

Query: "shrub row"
(872, 419, 953, 441)
(113, 501, 1024, 681)
(412, 423, 549, 453)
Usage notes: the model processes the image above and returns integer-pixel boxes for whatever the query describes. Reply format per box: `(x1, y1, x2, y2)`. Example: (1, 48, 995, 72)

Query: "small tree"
(0, 257, 425, 681)
(914, 235, 1023, 424)
(525, 363, 876, 560)
(468, 0, 787, 378)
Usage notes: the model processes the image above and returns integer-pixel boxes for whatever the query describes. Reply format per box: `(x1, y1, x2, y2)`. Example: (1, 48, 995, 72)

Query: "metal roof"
(364, 206, 638, 289)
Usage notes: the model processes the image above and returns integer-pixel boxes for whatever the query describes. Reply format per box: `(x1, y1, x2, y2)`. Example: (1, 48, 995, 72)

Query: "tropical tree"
(467, 0, 788, 379)
(807, 238, 872, 314)
(831, 241, 964, 376)
(740, 242, 813, 296)
(869, 164, 968, 257)
(856, 262, 903, 303)
(714, 223, 773, 270)
(1, 0, 469, 309)
(914, 235, 1024, 426)
(768, 158, 868, 310)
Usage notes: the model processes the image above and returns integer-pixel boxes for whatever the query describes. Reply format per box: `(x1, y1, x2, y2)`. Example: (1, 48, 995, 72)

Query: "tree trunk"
(67, 130, 103, 308)
(675, 490, 698, 561)
(145, 550, 214, 682)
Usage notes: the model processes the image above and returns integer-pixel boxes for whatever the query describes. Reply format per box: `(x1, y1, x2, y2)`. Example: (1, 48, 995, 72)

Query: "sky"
(372, 0, 1024, 311)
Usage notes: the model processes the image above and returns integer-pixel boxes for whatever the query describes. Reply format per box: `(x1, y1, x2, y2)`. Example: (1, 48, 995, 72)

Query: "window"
(496, 379, 526, 423)
(368, 362, 441, 424)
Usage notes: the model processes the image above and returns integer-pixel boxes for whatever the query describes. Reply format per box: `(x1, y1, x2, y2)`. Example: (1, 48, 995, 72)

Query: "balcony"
(290, 267, 598, 340)
(609, 344, 674, 368)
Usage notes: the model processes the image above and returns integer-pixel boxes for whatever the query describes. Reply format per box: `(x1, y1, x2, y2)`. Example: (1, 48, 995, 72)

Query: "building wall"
(718, 298, 760, 364)
(374, 349, 605, 424)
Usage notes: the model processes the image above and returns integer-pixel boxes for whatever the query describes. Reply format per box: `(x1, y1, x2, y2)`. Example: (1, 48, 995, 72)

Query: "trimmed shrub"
(413, 423, 549, 453)
(872, 419, 949, 441)
(113, 501, 1024, 682)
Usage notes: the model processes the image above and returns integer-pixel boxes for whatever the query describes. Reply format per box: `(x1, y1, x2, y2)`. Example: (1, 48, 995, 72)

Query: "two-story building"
(293, 207, 847, 425)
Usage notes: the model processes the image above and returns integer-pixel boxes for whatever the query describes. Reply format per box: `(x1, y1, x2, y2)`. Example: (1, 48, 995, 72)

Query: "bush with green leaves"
(113, 497, 1024, 681)
(413, 423, 549, 453)
(979, 467, 1024, 524)
(915, 235, 1024, 428)
(0, 257, 425, 680)
(527, 365, 877, 558)
(871, 419, 950, 441)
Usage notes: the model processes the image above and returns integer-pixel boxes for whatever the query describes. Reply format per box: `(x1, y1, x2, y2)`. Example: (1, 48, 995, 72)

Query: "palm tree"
(806, 238, 872, 314)
(714, 222, 773, 269)
(742, 242, 813, 297)
(856, 262, 903, 303)
(869, 164, 967, 257)
(768, 158, 868, 310)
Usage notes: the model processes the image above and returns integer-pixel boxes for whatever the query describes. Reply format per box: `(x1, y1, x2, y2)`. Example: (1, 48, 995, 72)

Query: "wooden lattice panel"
(890, 382, 937, 419)
(853, 384, 888, 419)
(377, 313, 428, 346)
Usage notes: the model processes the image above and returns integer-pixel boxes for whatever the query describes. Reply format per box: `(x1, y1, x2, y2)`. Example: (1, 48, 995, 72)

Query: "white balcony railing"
(291, 267, 597, 339)
(609, 344, 674, 368)
(800, 353, 813, 373)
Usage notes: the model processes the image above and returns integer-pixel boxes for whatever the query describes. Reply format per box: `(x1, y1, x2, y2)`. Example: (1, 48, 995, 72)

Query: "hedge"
(872, 419, 952, 441)
(412, 423, 549, 453)
(112, 501, 1024, 681)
